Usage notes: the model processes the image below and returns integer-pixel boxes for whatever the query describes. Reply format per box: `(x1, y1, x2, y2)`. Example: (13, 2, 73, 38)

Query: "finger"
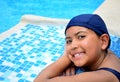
(65, 68, 71, 76)
(62, 72, 66, 76)
(70, 66, 76, 75)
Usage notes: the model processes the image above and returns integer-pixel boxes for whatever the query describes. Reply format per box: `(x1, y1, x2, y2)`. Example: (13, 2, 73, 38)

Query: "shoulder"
(103, 50, 120, 72)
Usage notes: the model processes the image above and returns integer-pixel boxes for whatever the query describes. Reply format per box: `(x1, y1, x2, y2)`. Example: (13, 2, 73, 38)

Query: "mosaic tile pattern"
(109, 34, 120, 57)
(0, 24, 120, 82)
(0, 24, 65, 82)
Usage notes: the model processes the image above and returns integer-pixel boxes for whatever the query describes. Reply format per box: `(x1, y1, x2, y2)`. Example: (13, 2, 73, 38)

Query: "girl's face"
(65, 26, 106, 68)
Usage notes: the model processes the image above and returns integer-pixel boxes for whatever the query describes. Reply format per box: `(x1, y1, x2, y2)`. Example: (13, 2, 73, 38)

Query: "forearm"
(34, 55, 71, 82)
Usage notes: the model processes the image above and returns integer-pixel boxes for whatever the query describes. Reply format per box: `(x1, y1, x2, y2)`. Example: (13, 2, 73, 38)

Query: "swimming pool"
(0, 0, 104, 34)
(0, 0, 120, 82)
(0, 23, 120, 82)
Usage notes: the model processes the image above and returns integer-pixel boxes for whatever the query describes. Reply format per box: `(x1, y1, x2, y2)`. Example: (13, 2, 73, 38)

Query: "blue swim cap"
(65, 14, 111, 49)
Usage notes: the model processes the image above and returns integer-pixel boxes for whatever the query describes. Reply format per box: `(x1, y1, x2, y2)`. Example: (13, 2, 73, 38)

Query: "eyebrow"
(65, 31, 87, 40)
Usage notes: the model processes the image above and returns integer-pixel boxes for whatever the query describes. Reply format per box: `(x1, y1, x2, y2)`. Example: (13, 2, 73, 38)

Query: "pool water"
(0, 24, 120, 82)
(0, 0, 104, 33)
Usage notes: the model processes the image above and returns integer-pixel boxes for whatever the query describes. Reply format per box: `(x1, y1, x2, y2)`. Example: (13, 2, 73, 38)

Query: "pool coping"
(0, 15, 69, 41)
(94, 0, 120, 37)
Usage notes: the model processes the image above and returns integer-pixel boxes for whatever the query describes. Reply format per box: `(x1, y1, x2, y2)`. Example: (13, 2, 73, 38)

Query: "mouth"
(72, 52, 85, 60)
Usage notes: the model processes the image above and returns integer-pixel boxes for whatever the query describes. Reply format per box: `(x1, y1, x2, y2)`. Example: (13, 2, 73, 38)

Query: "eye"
(78, 35, 85, 39)
(66, 39, 72, 44)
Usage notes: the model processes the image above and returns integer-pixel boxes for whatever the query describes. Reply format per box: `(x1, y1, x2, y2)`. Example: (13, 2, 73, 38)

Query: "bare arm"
(34, 49, 118, 82)
(34, 54, 72, 82)
(34, 67, 115, 82)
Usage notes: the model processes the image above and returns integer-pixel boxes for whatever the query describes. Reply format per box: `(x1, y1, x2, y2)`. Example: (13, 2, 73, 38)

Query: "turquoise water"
(0, 0, 104, 33)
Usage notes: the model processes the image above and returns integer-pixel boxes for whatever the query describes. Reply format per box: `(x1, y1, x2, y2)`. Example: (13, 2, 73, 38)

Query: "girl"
(34, 14, 120, 82)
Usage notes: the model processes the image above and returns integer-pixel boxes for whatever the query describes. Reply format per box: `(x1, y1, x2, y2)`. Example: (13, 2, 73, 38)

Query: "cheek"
(83, 38, 101, 52)
(82, 39, 102, 64)
(81, 39, 95, 48)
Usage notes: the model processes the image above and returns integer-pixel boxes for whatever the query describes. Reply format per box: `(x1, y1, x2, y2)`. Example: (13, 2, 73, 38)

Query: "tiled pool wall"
(0, 24, 120, 82)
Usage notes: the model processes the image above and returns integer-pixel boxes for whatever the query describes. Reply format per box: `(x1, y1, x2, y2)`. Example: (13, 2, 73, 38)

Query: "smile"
(73, 52, 85, 60)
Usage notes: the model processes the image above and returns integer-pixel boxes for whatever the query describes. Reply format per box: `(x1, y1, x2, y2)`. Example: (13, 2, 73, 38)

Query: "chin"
(73, 60, 87, 67)
(74, 62, 83, 67)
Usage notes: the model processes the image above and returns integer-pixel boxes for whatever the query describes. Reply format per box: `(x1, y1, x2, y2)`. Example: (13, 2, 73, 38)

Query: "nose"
(71, 40, 79, 50)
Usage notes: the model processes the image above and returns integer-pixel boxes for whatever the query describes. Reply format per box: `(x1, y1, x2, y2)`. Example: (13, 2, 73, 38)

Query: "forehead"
(65, 26, 94, 36)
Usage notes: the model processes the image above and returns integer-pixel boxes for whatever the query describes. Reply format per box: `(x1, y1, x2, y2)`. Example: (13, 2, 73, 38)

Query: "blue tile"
(9, 67, 15, 71)
(26, 64, 32, 68)
(34, 63, 39, 67)
(23, 67, 29, 71)
(18, 79, 24, 82)
(11, 33, 17, 37)
(16, 74, 23, 78)
(30, 63, 34, 66)
(30, 56, 34, 58)
(41, 62, 47, 65)
(5, 66, 10, 70)
(1, 57, 7, 60)
(0, 77, 4, 81)
(0, 60, 3, 64)
(15, 68, 21, 72)
(30, 74, 37, 78)
(18, 67, 24, 70)
(1, 69, 7, 72)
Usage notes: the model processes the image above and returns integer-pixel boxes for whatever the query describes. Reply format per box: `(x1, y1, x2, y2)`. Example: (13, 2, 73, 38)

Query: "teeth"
(74, 54, 80, 57)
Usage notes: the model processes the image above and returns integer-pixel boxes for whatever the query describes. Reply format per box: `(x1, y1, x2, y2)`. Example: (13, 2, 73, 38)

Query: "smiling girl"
(34, 14, 120, 82)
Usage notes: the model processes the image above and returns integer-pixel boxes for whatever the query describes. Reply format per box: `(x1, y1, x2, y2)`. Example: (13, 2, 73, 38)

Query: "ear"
(100, 34, 109, 50)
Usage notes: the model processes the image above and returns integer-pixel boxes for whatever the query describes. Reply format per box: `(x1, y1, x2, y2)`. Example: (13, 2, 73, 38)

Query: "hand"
(59, 45, 75, 76)
(61, 64, 76, 76)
